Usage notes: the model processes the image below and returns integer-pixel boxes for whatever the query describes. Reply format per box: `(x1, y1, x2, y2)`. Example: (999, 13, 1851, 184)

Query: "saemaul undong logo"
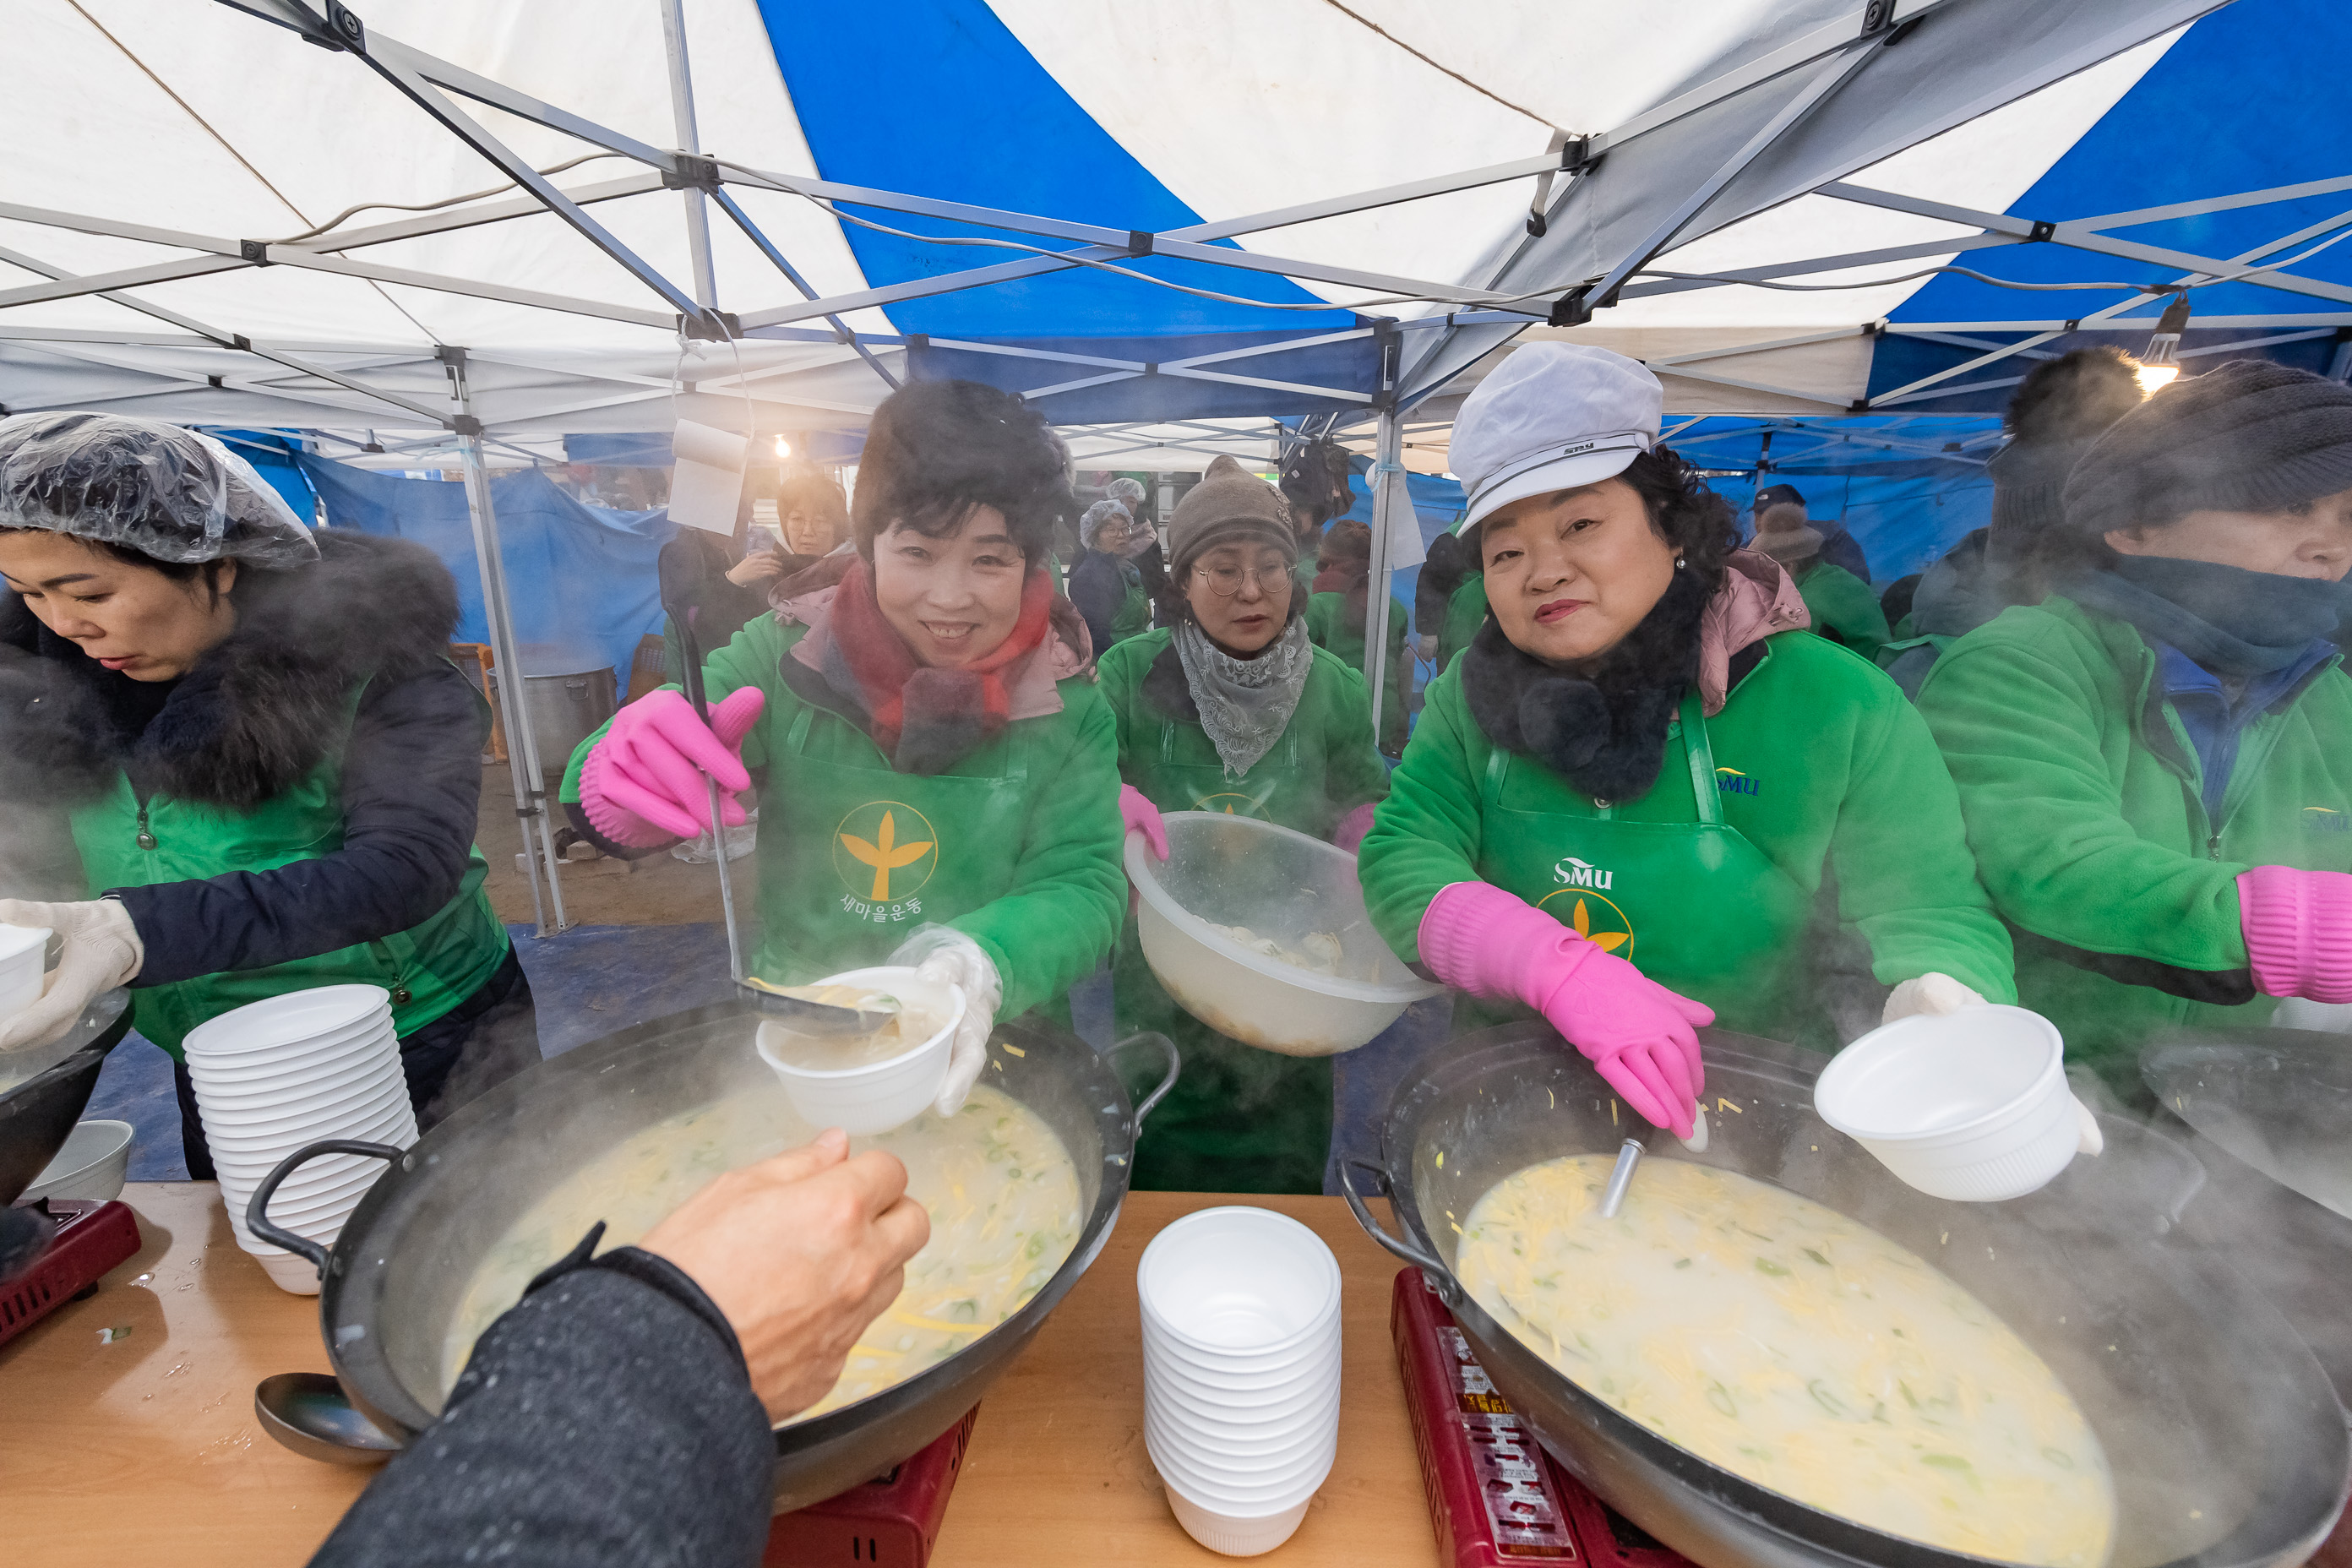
(1537, 879, 1634, 957)
(1717, 766, 1761, 797)
(2305, 806, 2349, 834)
(835, 801, 939, 901)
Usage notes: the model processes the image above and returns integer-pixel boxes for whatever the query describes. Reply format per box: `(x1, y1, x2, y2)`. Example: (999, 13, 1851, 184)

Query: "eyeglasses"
(1194, 563, 1291, 597)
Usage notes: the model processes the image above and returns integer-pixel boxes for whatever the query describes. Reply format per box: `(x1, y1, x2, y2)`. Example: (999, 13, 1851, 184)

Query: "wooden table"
(1, 1184, 1442, 1566)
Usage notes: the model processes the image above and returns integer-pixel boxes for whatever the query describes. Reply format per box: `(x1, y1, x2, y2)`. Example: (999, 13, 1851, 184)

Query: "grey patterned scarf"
(1175, 618, 1312, 778)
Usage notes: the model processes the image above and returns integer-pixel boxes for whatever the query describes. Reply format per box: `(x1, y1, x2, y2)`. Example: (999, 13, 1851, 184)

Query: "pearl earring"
(1674, 556, 1687, 569)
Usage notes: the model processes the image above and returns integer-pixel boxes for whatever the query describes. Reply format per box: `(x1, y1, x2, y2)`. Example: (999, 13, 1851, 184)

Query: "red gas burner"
(0, 1198, 142, 1348)
(763, 1407, 978, 1568)
(1393, 1269, 1696, 1568)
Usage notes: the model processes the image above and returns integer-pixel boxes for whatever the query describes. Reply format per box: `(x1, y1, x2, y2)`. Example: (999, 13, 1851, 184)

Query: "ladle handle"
(1338, 1159, 1446, 1275)
(246, 1141, 405, 1276)
(1106, 1032, 1181, 1124)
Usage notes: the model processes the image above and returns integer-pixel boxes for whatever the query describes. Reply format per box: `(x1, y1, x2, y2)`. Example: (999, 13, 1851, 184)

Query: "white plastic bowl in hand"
(0, 920, 50, 1022)
(753, 966, 962, 1136)
(1125, 813, 1440, 1057)
(1815, 1004, 2102, 1202)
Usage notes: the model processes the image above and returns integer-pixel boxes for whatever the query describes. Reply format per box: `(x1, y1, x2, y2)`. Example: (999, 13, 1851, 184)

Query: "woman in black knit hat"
(1918, 359, 2352, 1101)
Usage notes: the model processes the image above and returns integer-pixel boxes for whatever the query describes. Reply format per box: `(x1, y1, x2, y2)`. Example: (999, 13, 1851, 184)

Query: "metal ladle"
(1598, 1136, 1645, 1219)
(254, 1371, 399, 1465)
(659, 561, 888, 1037)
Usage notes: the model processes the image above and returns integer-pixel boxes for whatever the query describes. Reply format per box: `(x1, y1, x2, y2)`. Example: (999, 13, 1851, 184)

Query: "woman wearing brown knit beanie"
(1919, 358, 2352, 1102)
(1097, 455, 1391, 1193)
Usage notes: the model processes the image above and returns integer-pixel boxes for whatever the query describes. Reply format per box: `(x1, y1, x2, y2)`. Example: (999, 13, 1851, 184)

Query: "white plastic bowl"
(0, 921, 50, 1021)
(1163, 1483, 1315, 1557)
(242, 1239, 326, 1295)
(1140, 1206, 1342, 1348)
(1146, 1426, 1336, 1503)
(1125, 814, 1440, 1057)
(182, 1016, 395, 1078)
(1815, 1004, 2102, 1202)
(21, 1119, 133, 1203)
(753, 966, 961, 1136)
(182, 986, 391, 1058)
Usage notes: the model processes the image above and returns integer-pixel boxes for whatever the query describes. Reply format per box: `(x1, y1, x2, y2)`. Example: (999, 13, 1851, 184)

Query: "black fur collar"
(0, 531, 460, 810)
(1461, 566, 1709, 802)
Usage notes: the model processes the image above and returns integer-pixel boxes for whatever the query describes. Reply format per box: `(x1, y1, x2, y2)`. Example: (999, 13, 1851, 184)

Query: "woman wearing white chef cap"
(1356, 344, 2014, 1136)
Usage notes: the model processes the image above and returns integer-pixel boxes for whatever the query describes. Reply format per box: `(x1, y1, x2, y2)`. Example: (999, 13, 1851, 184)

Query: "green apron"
(1116, 710, 1330, 1195)
(1466, 691, 1815, 1041)
(69, 716, 507, 1059)
(751, 701, 1038, 986)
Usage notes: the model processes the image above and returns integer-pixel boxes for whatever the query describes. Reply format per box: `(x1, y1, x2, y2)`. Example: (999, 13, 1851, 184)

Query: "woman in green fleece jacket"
(564, 381, 1126, 1118)
(1918, 361, 2352, 1101)
(1104, 458, 1392, 1194)
(1358, 344, 2013, 1138)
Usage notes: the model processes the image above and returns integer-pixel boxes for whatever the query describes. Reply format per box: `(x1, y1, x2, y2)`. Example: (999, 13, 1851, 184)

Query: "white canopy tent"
(1, 0, 2280, 928)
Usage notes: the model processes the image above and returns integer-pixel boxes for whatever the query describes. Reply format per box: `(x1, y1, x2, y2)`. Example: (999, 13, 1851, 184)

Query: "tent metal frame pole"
(658, 0, 718, 318)
(1364, 323, 1407, 744)
(708, 189, 901, 389)
(445, 349, 569, 937)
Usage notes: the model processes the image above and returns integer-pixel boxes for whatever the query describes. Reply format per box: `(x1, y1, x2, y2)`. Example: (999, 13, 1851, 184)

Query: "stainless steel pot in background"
(1344, 1024, 2349, 1568)
(248, 1002, 1176, 1509)
(486, 662, 616, 785)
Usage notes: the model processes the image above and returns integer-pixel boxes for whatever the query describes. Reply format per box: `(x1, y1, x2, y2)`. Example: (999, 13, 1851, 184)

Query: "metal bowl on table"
(245, 1001, 1175, 1508)
(1342, 1023, 2349, 1568)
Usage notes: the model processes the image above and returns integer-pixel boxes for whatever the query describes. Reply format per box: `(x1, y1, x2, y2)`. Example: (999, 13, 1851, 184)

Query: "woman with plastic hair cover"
(562, 381, 1125, 1114)
(0, 412, 534, 1173)
(1305, 518, 1412, 755)
(1918, 361, 2352, 1102)
(1357, 346, 2014, 1139)
(1103, 475, 1171, 608)
(1068, 498, 1151, 653)
(1106, 457, 1391, 1191)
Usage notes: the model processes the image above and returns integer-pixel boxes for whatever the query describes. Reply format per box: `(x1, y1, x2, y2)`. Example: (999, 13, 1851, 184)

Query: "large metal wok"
(1342, 1023, 2349, 1568)
(246, 1001, 1175, 1510)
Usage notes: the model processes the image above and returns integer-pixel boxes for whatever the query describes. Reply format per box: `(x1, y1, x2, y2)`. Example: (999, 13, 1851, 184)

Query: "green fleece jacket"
(1795, 560, 1892, 666)
(1916, 596, 2352, 1091)
(1304, 591, 1410, 752)
(1360, 629, 2014, 1043)
(563, 615, 1124, 1021)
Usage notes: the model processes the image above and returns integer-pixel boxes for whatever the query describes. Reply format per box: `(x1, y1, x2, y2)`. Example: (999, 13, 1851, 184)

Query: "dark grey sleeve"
(117, 662, 487, 986)
(308, 1252, 774, 1568)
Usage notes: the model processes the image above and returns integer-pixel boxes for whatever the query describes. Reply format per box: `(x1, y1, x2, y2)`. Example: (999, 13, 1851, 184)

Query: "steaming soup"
(750, 977, 955, 1070)
(441, 1082, 1081, 1423)
(1456, 1156, 2114, 1568)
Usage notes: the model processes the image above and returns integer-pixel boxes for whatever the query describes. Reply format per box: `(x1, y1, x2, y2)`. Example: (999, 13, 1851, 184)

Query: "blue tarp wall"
(296, 456, 675, 691)
(210, 429, 318, 523)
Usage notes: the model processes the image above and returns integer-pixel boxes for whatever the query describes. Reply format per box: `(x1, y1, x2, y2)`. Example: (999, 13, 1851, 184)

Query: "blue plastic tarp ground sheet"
(1875, 0, 2352, 411)
(752, 0, 1348, 340)
(295, 456, 674, 690)
(910, 329, 1384, 422)
(210, 428, 318, 523)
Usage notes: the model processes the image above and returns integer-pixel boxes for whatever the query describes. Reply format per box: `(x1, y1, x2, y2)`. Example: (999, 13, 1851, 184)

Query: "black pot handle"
(1105, 1032, 1180, 1124)
(1338, 1157, 1445, 1274)
(246, 1141, 405, 1276)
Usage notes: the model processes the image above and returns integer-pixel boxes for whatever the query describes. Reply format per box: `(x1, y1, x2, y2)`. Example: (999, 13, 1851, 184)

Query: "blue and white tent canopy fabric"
(6, 0, 2331, 456)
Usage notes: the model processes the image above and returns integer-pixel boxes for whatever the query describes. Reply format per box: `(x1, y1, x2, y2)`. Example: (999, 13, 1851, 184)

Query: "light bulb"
(2135, 293, 2191, 396)
(772, 435, 792, 460)
(2135, 363, 2181, 394)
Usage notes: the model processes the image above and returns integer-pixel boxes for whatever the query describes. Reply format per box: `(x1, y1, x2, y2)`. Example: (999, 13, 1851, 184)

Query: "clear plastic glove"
(890, 925, 1000, 1116)
(1881, 972, 1987, 1025)
(641, 1129, 929, 1422)
(1418, 881, 1711, 1138)
(1119, 782, 1168, 862)
(0, 897, 142, 1053)
(579, 687, 764, 846)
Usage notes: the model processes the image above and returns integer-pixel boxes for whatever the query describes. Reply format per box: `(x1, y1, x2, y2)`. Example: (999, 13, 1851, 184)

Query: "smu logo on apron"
(1537, 856, 1633, 956)
(1191, 782, 1278, 819)
(833, 801, 939, 923)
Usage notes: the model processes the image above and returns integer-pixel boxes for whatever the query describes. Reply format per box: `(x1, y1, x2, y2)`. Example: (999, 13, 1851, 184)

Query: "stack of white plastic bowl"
(1138, 1207, 1343, 1555)
(182, 984, 418, 1293)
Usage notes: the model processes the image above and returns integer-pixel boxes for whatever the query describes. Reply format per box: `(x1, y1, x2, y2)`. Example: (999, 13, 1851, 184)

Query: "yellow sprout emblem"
(1538, 887, 1634, 957)
(837, 806, 936, 901)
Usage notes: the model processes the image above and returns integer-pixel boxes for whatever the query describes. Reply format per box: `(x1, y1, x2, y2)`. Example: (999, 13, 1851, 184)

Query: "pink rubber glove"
(1331, 802, 1378, 855)
(1418, 881, 1712, 1137)
(580, 687, 765, 846)
(1119, 783, 1168, 862)
(2238, 865, 2352, 1002)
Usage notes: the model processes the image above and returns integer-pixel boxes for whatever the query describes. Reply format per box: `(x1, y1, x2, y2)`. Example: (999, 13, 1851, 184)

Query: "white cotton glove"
(889, 925, 1001, 1116)
(1881, 972, 1986, 1026)
(0, 897, 144, 1053)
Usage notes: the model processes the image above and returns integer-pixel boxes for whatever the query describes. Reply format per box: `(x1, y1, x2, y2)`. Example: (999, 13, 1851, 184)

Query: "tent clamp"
(677, 308, 743, 342)
(313, 2, 363, 53)
(449, 414, 484, 438)
(239, 239, 273, 265)
(662, 155, 721, 193)
(1127, 231, 1155, 257)
(207, 374, 225, 389)
(1860, 0, 1896, 32)
(1548, 286, 1596, 328)
(2028, 220, 2057, 242)
(2063, 318, 2082, 334)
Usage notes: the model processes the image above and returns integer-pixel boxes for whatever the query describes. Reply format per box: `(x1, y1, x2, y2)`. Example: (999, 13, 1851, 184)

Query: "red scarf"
(824, 558, 1055, 774)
